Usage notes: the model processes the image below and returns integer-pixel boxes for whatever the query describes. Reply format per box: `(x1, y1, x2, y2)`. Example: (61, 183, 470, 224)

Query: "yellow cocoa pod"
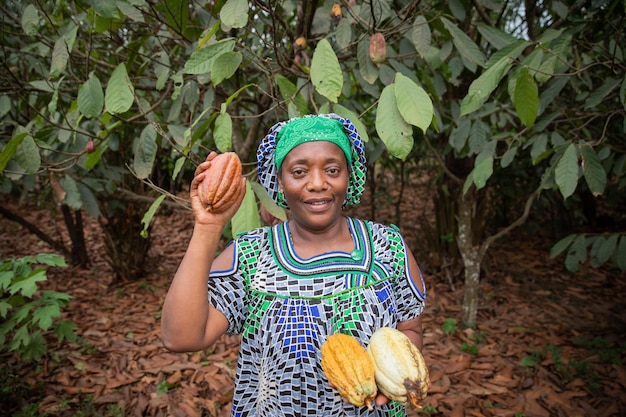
(198, 152, 243, 213)
(321, 333, 377, 410)
(367, 327, 430, 408)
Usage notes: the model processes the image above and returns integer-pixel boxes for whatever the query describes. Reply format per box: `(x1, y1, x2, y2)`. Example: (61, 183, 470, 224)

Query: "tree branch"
(0, 204, 71, 259)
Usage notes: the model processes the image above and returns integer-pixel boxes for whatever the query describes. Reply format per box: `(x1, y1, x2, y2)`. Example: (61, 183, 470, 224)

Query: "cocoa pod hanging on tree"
(369, 33, 387, 66)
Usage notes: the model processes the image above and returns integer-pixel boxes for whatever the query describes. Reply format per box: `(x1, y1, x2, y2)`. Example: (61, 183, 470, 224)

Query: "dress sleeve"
(208, 240, 248, 335)
(385, 224, 427, 322)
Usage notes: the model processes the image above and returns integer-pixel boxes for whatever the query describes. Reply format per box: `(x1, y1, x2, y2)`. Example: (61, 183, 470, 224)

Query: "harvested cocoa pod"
(321, 333, 377, 410)
(198, 152, 243, 212)
(367, 327, 430, 408)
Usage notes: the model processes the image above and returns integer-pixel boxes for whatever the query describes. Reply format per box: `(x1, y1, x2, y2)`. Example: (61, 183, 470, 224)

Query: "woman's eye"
(327, 167, 340, 175)
(292, 168, 306, 176)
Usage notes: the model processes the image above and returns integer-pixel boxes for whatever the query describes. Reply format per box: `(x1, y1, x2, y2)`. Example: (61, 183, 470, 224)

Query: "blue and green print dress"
(209, 217, 426, 417)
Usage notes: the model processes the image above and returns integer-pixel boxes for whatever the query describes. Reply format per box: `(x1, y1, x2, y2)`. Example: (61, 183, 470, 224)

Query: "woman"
(161, 114, 427, 416)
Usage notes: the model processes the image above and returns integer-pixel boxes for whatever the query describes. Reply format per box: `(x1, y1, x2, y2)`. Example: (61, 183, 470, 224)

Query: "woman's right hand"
(190, 151, 247, 226)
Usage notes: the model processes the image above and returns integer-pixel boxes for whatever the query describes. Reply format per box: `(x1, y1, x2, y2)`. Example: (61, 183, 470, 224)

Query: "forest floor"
(1, 188, 625, 417)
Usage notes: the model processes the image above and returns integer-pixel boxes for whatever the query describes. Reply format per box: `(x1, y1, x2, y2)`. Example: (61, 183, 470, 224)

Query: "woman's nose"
(307, 169, 327, 190)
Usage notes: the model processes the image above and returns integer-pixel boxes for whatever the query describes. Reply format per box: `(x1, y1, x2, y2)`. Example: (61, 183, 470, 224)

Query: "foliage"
(0, 253, 76, 362)
(0, 0, 624, 323)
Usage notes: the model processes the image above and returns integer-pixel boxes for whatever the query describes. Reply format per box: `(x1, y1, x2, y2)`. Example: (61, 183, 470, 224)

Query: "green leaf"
(500, 146, 518, 168)
(596, 234, 618, 267)
(183, 39, 236, 75)
(231, 181, 260, 236)
(10, 269, 47, 298)
(33, 305, 61, 331)
(460, 54, 513, 116)
(78, 72, 104, 118)
(212, 51, 242, 86)
(59, 176, 82, 210)
(335, 17, 352, 50)
(50, 24, 78, 78)
(0, 301, 12, 318)
(375, 85, 413, 160)
(476, 24, 517, 50)
(133, 124, 158, 179)
(564, 235, 587, 272)
(55, 320, 77, 343)
(468, 120, 489, 155)
(276, 75, 308, 117)
(140, 195, 166, 238)
(514, 68, 539, 127)
(154, 52, 171, 91)
(449, 118, 471, 154)
(440, 17, 485, 68)
(410, 15, 431, 58)
(472, 156, 493, 190)
(584, 78, 620, 110)
(394, 73, 433, 133)
(77, 182, 100, 219)
(14, 134, 40, 175)
(250, 181, 287, 222)
(21, 332, 47, 362)
(214, 112, 233, 152)
(441, 318, 457, 335)
(21, 4, 40, 36)
(357, 35, 378, 84)
(530, 134, 548, 164)
(29, 80, 55, 93)
(35, 253, 66, 267)
(50, 37, 70, 77)
(105, 63, 134, 114)
(311, 39, 343, 103)
(117, 1, 145, 22)
(91, 0, 120, 18)
(580, 147, 607, 196)
(550, 234, 576, 258)
(0, 95, 10, 118)
(220, 0, 249, 29)
(555, 144, 579, 200)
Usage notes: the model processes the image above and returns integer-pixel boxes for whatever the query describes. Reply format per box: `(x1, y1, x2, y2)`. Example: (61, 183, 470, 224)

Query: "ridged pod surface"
(198, 152, 243, 212)
(321, 333, 378, 410)
(367, 327, 430, 409)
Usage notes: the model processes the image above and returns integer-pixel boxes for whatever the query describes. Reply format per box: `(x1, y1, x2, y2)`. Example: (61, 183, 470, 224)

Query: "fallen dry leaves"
(1, 197, 625, 417)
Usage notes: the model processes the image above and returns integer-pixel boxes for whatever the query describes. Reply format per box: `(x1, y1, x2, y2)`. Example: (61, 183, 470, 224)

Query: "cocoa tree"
(1, 0, 624, 325)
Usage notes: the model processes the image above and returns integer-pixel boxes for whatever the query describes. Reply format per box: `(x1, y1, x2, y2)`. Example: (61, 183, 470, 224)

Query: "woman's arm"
(397, 248, 426, 349)
(161, 153, 246, 352)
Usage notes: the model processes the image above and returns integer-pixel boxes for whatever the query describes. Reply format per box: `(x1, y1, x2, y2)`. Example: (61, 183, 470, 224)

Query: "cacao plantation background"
(1, 0, 625, 416)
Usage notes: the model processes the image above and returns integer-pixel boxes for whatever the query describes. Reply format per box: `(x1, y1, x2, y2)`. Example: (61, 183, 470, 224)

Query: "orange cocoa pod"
(321, 333, 377, 410)
(198, 152, 243, 212)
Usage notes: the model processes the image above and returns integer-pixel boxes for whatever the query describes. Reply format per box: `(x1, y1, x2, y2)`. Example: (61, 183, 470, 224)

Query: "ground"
(1, 190, 625, 417)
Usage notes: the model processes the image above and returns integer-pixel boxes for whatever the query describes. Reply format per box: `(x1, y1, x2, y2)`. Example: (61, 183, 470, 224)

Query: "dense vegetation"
(1, 0, 624, 375)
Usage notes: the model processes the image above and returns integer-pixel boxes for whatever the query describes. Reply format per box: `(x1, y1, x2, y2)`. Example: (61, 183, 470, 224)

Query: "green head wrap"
(275, 116, 353, 170)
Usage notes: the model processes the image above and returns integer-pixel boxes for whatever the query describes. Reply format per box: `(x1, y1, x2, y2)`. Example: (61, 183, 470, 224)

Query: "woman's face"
(278, 141, 350, 230)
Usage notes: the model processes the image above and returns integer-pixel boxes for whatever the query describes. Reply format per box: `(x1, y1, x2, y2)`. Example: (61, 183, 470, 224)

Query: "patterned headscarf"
(257, 113, 367, 209)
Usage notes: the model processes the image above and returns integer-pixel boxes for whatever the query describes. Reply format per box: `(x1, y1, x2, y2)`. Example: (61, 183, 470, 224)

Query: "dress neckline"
(270, 217, 373, 275)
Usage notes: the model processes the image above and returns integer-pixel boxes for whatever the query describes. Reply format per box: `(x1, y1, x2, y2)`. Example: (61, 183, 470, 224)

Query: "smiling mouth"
(306, 199, 332, 206)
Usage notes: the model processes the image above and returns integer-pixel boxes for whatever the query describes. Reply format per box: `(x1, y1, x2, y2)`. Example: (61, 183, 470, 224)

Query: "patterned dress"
(209, 217, 426, 417)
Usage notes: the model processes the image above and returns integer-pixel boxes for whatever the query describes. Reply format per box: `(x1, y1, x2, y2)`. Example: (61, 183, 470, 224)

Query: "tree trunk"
(61, 205, 90, 268)
(456, 189, 485, 328)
